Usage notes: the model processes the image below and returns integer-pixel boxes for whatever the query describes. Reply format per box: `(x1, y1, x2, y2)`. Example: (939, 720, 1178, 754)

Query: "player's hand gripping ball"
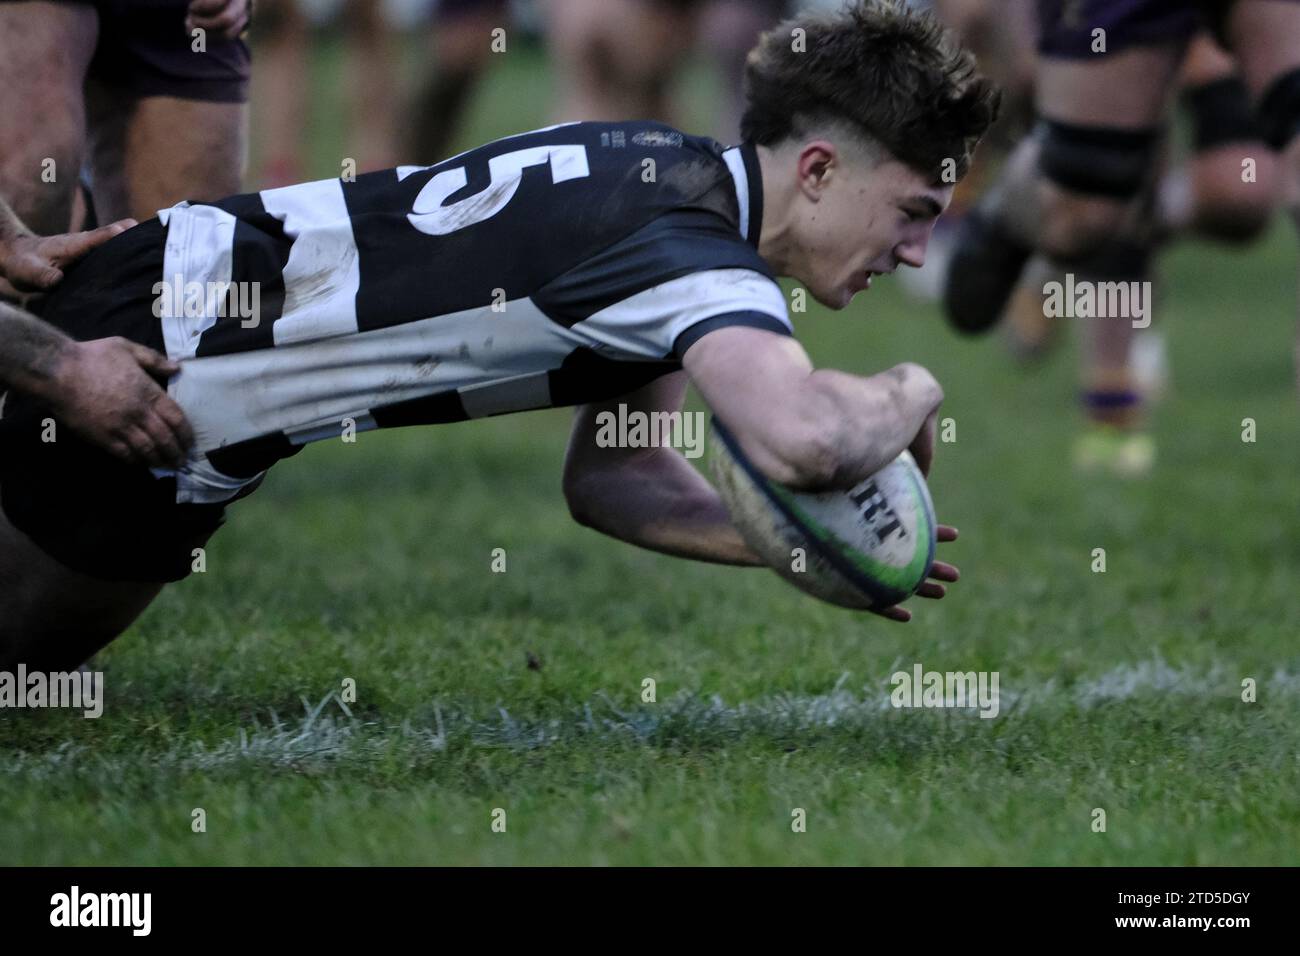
(709, 418, 937, 610)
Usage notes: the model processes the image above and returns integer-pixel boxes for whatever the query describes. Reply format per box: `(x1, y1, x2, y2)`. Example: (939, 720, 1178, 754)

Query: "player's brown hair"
(740, 0, 1000, 182)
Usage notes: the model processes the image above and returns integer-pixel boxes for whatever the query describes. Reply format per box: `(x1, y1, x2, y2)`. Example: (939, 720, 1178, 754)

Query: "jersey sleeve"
(532, 208, 793, 361)
(572, 267, 791, 360)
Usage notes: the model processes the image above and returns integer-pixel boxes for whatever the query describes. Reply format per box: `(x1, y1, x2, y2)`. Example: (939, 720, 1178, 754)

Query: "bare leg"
(86, 90, 248, 223)
(1034, 49, 1177, 472)
(0, 507, 164, 671)
(0, 2, 98, 234)
(1018, 44, 1186, 259)
(1159, 33, 1279, 241)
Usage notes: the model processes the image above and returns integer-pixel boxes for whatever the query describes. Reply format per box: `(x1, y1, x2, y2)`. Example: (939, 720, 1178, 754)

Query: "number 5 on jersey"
(401, 145, 591, 237)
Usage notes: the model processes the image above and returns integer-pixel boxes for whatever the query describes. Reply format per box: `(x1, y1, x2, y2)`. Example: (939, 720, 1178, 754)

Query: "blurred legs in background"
(252, 0, 311, 187)
(409, 0, 510, 165)
(343, 0, 401, 172)
(941, 2, 1258, 477)
(251, 0, 401, 185)
(898, 0, 1037, 303)
(697, 0, 785, 143)
(542, 0, 699, 124)
(1222, 0, 1300, 394)
(999, 33, 1280, 476)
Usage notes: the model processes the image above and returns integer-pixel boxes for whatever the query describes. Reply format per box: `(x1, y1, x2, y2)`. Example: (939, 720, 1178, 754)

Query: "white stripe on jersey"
(171, 294, 574, 460)
(158, 202, 238, 361)
(722, 147, 751, 241)
(260, 179, 363, 346)
(569, 268, 790, 355)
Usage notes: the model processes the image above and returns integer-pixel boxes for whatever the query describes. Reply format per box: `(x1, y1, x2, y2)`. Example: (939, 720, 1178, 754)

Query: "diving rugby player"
(0, 0, 998, 668)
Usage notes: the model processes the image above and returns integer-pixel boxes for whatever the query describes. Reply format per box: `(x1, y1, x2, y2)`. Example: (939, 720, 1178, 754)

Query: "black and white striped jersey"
(156, 121, 791, 503)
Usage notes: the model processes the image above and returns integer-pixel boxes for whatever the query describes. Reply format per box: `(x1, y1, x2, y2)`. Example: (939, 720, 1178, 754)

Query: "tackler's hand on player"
(45, 337, 195, 470)
(869, 524, 960, 623)
(186, 0, 250, 40)
(0, 219, 138, 295)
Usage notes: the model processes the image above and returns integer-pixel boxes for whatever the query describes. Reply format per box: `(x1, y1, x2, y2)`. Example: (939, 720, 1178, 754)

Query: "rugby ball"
(708, 418, 937, 610)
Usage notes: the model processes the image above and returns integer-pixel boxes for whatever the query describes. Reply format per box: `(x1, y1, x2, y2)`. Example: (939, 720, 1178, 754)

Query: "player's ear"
(796, 140, 838, 201)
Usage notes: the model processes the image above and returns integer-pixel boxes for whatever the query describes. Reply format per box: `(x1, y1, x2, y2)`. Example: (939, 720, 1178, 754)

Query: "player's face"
(796, 153, 952, 310)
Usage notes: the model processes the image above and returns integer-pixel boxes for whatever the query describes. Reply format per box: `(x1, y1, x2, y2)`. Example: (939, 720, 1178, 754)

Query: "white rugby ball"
(709, 418, 937, 610)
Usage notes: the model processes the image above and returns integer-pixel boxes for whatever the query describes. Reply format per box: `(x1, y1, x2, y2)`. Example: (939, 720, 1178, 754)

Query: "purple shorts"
(1037, 0, 1211, 58)
(91, 0, 250, 103)
(433, 0, 507, 21)
(1, 0, 252, 102)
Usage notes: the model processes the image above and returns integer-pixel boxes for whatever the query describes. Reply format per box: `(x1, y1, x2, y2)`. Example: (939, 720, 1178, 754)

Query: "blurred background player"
(253, 0, 402, 185)
(942, 0, 1300, 476)
(895, 0, 1038, 301)
(1000, 31, 1279, 476)
(409, 0, 797, 158)
(409, 0, 513, 164)
(253, 1, 800, 183)
(542, 0, 786, 135)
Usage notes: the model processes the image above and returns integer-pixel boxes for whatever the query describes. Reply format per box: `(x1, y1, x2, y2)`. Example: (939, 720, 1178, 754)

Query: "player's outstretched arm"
(563, 371, 765, 566)
(681, 326, 944, 490)
(682, 325, 958, 622)
(0, 299, 193, 468)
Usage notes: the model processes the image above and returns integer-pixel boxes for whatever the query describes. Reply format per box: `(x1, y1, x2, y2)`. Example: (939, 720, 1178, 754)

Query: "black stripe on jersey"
(546, 346, 679, 407)
(368, 349, 677, 427)
(195, 193, 291, 357)
(202, 390, 471, 478)
(211, 191, 292, 242)
(532, 207, 774, 330)
(672, 310, 792, 359)
(205, 433, 303, 479)
(369, 388, 471, 428)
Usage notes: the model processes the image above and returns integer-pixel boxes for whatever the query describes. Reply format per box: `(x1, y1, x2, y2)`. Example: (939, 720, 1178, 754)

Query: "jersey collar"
(724, 142, 765, 250)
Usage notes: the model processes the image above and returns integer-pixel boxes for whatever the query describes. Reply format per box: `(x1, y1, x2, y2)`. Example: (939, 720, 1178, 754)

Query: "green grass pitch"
(2, 44, 1298, 865)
